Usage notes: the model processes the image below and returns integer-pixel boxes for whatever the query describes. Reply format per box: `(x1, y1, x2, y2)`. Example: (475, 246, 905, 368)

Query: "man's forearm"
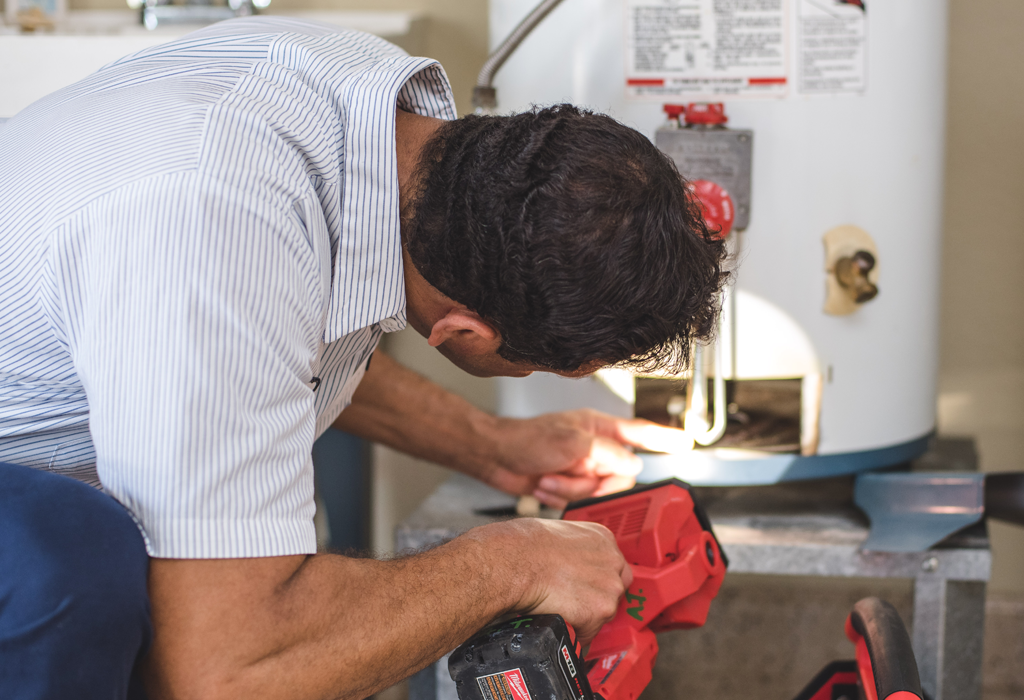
(333, 351, 504, 478)
(149, 527, 512, 699)
(145, 519, 628, 700)
(333, 351, 653, 505)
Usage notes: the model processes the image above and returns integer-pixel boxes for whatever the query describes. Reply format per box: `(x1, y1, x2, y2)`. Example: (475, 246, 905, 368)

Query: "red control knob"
(684, 103, 728, 126)
(689, 179, 734, 239)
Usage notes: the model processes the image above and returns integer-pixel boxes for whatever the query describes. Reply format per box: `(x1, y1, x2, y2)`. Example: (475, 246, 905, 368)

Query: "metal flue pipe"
(472, 0, 567, 114)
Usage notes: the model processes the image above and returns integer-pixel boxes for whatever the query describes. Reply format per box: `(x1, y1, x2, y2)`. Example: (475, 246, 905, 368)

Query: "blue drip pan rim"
(638, 433, 933, 486)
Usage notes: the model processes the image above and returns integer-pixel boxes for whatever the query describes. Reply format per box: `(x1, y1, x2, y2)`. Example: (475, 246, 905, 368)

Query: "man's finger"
(613, 420, 695, 454)
(591, 473, 636, 498)
(533, 472, 637, 509)
(536, 474, 600, 502)
(620, 560, 634, 589)
(485, 469, 530, 494)
(582, 436, 643, 477)
(532, 490, 569, 510)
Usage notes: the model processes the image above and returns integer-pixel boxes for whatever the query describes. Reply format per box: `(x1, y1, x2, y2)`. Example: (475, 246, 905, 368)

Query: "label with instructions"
(626, 0, 789, 99)
(797, 0, 868, 94)
(476, 669, 533, 700)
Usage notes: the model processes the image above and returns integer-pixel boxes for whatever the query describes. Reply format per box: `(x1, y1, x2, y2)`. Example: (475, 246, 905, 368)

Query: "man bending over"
(0, 17, 725, 699)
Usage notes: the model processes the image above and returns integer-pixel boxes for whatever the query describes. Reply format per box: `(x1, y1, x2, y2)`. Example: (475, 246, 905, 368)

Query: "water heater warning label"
(476, 669, 533, 700)
(626, 0, 789, 99)
(797, 0, 867, 94)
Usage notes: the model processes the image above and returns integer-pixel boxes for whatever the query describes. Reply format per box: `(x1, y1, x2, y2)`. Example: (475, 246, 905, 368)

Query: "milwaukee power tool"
(448, 478, 927, 700)
(449, 479, 727, 700)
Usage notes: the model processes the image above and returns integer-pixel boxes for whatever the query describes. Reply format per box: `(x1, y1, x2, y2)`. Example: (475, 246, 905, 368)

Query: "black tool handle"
(986, 472, 1024, 526)
(847, 597, 923, 700)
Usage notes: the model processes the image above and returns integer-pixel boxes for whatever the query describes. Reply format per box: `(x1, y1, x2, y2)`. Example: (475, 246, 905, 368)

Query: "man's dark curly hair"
(404, 104, 728, 374)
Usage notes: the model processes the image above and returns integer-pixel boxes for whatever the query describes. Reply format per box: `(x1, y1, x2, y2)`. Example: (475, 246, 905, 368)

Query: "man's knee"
(0, 462, 151, 695)
(2, 462, 149, 609)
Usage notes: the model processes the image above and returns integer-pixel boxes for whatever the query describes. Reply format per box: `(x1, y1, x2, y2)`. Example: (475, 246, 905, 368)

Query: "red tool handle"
(844, 598, 923, 700)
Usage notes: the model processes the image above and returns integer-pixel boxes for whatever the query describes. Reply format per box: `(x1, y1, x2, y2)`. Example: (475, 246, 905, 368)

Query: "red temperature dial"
(689, 179, 735, 239)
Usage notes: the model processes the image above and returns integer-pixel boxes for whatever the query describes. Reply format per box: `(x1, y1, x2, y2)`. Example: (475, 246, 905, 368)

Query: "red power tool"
(449, 480, 926, 700)
(449, 479, 727, 700)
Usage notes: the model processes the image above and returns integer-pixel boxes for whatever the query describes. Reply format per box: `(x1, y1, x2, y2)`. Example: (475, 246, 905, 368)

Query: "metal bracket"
(854, 472, 985, 552)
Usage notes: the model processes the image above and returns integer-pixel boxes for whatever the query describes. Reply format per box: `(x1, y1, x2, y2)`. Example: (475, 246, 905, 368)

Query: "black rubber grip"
(986, 472, 1024, 526)
(848, 597, 923, 699)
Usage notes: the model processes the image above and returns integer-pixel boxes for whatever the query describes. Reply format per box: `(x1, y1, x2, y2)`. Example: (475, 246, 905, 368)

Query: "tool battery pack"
(449, 614, 596, 700)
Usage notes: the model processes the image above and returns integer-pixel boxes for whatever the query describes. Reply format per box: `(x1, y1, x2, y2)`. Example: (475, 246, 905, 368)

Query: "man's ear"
(427, 308, 500, 352)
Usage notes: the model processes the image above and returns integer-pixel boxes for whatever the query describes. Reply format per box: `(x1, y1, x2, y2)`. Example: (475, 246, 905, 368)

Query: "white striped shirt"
(0, 17, 456, 558)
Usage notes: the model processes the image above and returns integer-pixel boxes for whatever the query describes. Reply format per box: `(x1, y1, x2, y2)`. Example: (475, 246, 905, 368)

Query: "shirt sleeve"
(51, 171, 330, 558)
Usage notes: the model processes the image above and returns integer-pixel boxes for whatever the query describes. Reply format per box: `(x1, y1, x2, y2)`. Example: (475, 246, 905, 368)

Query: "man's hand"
(470, 518, 632, 644)
(482, 408, 694, 509)
(335, 353, 694, 508)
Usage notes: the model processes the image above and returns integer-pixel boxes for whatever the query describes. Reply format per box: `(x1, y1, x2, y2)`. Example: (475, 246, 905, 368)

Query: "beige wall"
(941, 0, 1024, 373)
(937, 0, 1024, 593)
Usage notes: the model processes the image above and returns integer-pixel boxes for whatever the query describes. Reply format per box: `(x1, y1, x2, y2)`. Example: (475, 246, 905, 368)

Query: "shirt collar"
(324, 57, 456, 343)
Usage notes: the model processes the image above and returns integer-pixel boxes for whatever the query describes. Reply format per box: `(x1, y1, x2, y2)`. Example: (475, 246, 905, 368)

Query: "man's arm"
(333, 352, 693, 508)
(146, 518, 630, 700)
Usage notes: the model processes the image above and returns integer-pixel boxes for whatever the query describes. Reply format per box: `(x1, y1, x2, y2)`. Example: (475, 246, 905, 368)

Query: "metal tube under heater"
(684, 313, 728, 446)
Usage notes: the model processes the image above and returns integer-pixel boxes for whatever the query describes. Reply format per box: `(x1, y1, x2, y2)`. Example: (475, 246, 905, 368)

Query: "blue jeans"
(0, 461, 152, 698)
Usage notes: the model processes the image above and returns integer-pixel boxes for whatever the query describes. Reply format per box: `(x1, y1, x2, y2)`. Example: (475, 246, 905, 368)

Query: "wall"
(937, 0, 1024, 594)
(4, 0, 488, 116)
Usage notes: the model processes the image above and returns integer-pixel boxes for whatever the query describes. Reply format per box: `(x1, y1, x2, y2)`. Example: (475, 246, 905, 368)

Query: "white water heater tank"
(490, 0, 948, 485)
